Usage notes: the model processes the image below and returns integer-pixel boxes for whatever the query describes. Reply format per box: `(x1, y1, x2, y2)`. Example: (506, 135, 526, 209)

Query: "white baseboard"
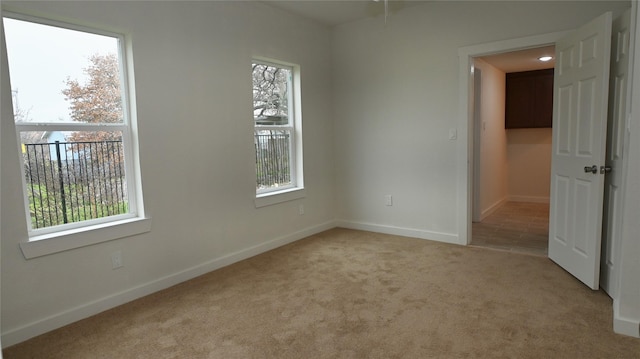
(613, 300, 640, 338)
(479, 197, 507, 221)
(1, 220, 337, 348)
(508, 195, 550, 204)
(336, 220, 460, 245)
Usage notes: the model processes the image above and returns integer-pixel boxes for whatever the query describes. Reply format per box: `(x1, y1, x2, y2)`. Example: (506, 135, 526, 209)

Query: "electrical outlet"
(111, 250, 123, 269)
(298, 204, 305, 215)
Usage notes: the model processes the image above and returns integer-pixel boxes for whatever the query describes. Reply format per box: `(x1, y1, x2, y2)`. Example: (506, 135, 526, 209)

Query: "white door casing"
(548, 12, 613, 290)
(458, 31, 568, 245)
(601, 9, 632, 297)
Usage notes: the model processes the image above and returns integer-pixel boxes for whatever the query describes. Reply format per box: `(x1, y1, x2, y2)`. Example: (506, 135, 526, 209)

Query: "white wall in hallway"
(507, 128, 552, 203)
(474, 58, 508, 219)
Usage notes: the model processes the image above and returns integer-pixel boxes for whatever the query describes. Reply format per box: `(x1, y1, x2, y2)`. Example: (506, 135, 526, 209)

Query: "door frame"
(457, 31, 568, 246)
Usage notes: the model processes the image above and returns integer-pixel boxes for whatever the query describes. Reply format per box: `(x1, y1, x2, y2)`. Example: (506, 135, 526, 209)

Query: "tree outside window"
(4, 15, 141, 233)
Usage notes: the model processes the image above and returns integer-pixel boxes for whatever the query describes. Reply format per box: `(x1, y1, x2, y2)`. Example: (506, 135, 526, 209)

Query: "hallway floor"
(471, 201, 549, 256)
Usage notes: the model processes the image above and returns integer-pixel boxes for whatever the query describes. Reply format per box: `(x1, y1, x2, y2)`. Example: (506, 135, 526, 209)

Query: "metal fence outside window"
(255, 131, 291, 189)
(23, 133, 289, 228)
(22, 140, 128, 229)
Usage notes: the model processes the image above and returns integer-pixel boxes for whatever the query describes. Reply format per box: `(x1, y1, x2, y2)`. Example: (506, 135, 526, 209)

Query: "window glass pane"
(4, 18, 123, 124)
(252, 63, 290, 126)
(20, 130, 129, 229)
(255, 129, 292, 190)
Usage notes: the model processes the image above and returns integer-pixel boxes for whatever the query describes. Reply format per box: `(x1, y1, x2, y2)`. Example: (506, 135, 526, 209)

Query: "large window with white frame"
(252, 59, 303, 201)
(3, 13, 145, 240)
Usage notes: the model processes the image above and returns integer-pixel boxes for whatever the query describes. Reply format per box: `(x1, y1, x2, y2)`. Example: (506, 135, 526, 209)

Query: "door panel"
(573, 179, 591, 256)
(553, 175, 570, 244)
(549, 12, 612, 289)
(601, 9, 631, 297)
(577, 78, 597, 155)
(556, 85, 572, 154)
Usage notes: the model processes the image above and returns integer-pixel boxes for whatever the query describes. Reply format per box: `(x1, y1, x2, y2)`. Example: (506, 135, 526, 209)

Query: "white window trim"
(252, 58, 304, 207)
(255, 187, 306, 208)
(4, 12, 150, 257)
(20, 217, 151, 259)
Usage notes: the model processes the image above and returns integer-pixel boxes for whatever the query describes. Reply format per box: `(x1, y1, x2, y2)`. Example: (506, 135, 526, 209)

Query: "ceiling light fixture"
(538, 56, 553, 62)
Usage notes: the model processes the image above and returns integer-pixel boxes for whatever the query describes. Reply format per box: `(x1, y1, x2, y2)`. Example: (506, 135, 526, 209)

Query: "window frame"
(3, 12, 150, 258)
(252, 58, 304, 207)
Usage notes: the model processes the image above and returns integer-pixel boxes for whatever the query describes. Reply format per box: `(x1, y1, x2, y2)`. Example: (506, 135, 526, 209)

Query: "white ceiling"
(266, 0, 556, 73)
(266, 0, 423, 27)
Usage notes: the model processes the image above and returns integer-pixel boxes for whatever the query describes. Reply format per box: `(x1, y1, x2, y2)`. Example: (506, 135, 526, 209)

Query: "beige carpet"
(3, 228, 639, 358)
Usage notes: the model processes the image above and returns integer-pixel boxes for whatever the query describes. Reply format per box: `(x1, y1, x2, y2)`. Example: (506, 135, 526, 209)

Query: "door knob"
(584, 165, 598, 174)
(600, 165, 612, 174)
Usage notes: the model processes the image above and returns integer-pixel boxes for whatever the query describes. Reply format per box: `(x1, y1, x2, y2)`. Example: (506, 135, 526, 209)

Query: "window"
(252, 59, 304, 206)
(3, 13, 148, 252)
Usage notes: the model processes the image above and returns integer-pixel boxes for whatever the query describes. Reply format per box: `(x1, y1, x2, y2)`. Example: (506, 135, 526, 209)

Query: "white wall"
(333, 1, 630, 243)
(473, 58, 508, 219)
(1, 1, 335, 345)
(507, 128, 552, 203)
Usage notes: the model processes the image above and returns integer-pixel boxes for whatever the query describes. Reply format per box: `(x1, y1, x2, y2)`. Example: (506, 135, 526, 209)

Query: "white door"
(601, 9, 632, 297)
(548, 12, 613, 290)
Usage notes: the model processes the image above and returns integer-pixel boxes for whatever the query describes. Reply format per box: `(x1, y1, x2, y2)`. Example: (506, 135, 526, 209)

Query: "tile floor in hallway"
(471, 201, 549, 256)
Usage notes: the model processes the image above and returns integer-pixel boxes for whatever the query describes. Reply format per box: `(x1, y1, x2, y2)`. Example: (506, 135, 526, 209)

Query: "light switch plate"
(449, 128, 457, 140)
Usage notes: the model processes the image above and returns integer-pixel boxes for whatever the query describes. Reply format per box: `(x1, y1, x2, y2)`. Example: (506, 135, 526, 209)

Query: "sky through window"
(4, 17, 118, 123)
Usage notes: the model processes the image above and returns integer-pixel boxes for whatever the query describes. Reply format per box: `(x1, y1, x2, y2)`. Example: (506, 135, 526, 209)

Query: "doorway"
(469, 47, 555, 256)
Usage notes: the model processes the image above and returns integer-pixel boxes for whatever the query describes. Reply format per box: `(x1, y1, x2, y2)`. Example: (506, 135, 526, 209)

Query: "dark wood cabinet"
(505, 69, 554, 128)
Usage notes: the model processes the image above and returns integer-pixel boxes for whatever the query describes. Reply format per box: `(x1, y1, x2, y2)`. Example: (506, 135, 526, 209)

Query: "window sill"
(20, 217, 152, 259)
(255, 187, 306, 208)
